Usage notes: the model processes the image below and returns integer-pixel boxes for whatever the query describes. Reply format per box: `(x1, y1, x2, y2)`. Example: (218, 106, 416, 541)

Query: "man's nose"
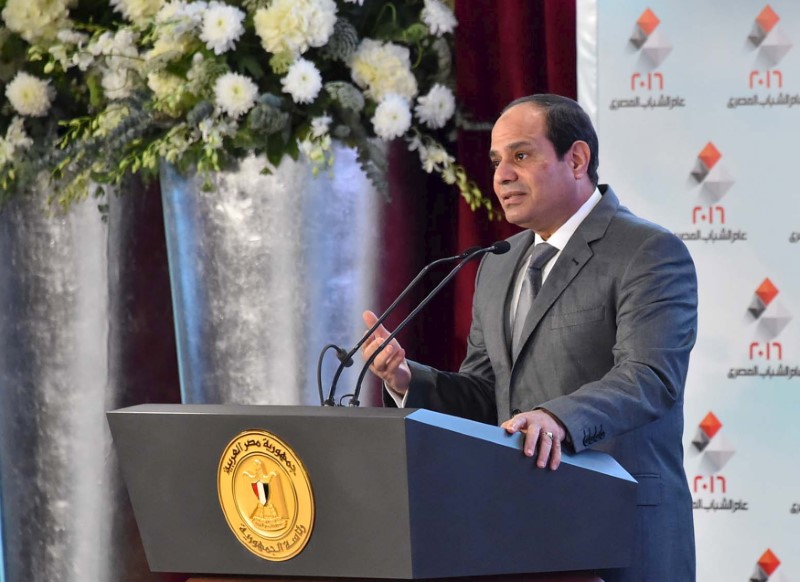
(493, 159, 516, 184)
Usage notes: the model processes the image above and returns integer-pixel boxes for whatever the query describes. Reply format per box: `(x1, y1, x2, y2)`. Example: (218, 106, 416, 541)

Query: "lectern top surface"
(407, 409, 636, 482)
(109, 403, 414, 419)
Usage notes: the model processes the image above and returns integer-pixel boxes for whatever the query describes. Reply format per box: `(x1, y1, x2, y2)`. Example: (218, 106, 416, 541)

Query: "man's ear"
(570, 141, 591, 180)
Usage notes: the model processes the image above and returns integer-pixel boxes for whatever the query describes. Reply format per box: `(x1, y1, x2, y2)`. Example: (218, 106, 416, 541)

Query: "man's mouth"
(500, 191, 526, 203)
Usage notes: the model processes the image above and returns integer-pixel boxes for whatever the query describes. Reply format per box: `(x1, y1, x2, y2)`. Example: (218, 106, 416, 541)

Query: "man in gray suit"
(363, 94, 698, 581)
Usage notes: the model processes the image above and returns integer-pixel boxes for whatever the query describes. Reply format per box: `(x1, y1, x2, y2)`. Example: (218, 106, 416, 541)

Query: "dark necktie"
(512, 242, 558, 352)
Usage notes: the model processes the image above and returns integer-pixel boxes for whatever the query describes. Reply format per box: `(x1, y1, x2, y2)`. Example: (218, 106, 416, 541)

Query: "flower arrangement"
(1, 0, 494, 216)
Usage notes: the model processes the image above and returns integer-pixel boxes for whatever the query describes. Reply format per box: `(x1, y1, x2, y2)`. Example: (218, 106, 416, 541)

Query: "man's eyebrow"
(489, 140, 534, 159)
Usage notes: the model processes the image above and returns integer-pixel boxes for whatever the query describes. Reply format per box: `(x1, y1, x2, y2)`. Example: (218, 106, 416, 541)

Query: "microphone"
(321, 245, 482, 406)
(347, 240, 511, 407)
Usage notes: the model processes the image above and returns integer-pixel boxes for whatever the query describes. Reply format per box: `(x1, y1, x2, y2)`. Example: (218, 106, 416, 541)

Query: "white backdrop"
(578, 1, 800, 580)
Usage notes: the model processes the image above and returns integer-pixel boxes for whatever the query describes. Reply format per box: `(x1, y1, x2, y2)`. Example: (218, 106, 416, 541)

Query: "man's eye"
(490, 160, 499, 169)
(515, 152, 527, 161)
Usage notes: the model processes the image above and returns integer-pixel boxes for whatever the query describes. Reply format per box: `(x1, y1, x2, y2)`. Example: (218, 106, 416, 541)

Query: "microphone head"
(490, 241, 511, 255)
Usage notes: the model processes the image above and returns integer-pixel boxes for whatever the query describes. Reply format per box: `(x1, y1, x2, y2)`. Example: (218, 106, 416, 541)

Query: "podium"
(107, 404, 636, 580)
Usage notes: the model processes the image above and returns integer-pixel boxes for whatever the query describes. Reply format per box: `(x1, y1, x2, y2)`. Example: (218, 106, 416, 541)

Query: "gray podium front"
(107, 404, 636, 580)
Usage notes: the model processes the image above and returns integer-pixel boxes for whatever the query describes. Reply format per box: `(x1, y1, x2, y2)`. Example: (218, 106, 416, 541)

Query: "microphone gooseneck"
(321, 246, 481, 406)
(348, 241, 510, 407)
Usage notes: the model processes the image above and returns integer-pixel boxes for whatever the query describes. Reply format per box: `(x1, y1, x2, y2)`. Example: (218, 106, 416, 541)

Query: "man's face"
(489, 103, 583, 236)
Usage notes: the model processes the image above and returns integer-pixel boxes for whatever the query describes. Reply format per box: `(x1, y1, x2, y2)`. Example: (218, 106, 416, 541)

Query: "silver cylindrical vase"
(160, 144, 381, 405)
(0, 185, 166, 581)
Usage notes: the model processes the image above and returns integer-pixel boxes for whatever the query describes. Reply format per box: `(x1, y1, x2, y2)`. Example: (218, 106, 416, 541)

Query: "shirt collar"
(534, 187, 603, 249)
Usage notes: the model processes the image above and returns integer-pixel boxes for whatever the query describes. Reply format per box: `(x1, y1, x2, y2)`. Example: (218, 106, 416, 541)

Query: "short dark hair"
(502, 94, 599, 186)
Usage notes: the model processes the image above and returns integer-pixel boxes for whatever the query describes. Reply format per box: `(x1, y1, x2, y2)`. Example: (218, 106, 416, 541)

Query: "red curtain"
(452, 0, 577, 368)
(377, 0, 577, 387)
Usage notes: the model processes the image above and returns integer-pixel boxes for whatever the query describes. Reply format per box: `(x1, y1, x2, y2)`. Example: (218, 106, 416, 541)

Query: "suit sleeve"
(541, 231, 698, 452)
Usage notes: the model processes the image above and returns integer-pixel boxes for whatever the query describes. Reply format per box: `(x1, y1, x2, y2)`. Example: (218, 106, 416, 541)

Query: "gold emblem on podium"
(218, 430, 314, 561)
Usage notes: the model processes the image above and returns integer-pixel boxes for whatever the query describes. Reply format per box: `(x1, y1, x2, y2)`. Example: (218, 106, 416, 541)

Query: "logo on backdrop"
(609, 8, 686, 111)
(728, 278, 799, 380)
(675, 142, 746, 243)
(750, 549, 786, 582)
(729, 5, 799, 110)
(689, 412, 747, 513)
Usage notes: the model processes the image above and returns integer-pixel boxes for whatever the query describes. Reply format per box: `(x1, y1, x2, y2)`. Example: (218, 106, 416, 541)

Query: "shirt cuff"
(384, 382, 408, 408)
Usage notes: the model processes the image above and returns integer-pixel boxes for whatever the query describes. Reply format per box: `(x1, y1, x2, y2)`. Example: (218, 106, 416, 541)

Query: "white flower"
(94, 28, 143, 100)
(407, 134, 424, 152)
(72, 51, 96, 71)
(89, 31, 112, 57)
(421, 0, 457, 36)
(53, 29, 94, 70)
(0, 141, 14, 168)
(185, 53, 207, 91)
(197, 116, 237, 148)
(111, 0, 165, 25)
(371, 94, 412, 140)
(254, 0, 337, 56)
(102, 68, 137, 100)
(299, 133, 332, 172)
(184, 1, 209, 23)
(349, 39, 418, 101)
(199, 2, 245, 55)
(5, 117, 33, 150)
(94, 104, 130, 137)
(0, 117, 33, 165)
(5, 72, 55, 117)
(147, 72, 184, 99)
(281, 58, 322, 104)
(92, 29, 142, 73)
(1, 0, 73, 43)
(441, 164, 457, 184)
(310, 114, 332, 138)
(57, 29, 89, 45)
(214, 72, 258, 118)
(157, 1, 202, 29)
(419, 142, 454, 173)
(414, 83, 456, 129)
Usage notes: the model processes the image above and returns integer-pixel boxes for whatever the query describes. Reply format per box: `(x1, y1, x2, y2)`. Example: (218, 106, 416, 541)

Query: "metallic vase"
(0, 185, 168, 581)
(160, 144, 381, 405)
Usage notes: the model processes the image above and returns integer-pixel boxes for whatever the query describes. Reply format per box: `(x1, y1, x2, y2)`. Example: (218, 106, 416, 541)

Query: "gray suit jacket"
(400, 185, 697, 582)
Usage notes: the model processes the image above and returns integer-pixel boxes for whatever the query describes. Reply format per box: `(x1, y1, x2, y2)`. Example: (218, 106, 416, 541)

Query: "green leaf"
(240, 55, 265, 80)
(266, 134, 287, 167)
(87, 74, 104, 110)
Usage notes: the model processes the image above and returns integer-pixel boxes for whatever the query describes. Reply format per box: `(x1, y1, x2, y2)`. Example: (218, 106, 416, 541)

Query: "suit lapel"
(485, 231, 534, 369)
(510, 186, 621, 364)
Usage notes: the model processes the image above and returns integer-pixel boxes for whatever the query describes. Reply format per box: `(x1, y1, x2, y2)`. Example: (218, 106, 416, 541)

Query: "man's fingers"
(537, 431, 553, 468)
(549, 436, 562, 470)
(502, 410, 565, 470)
(362, 310, 389, 339)
(523, 427, 540, 457)
(370, 343, 393, 372)
(384, 345, 405, 368)
(362, 310, 379, 327)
